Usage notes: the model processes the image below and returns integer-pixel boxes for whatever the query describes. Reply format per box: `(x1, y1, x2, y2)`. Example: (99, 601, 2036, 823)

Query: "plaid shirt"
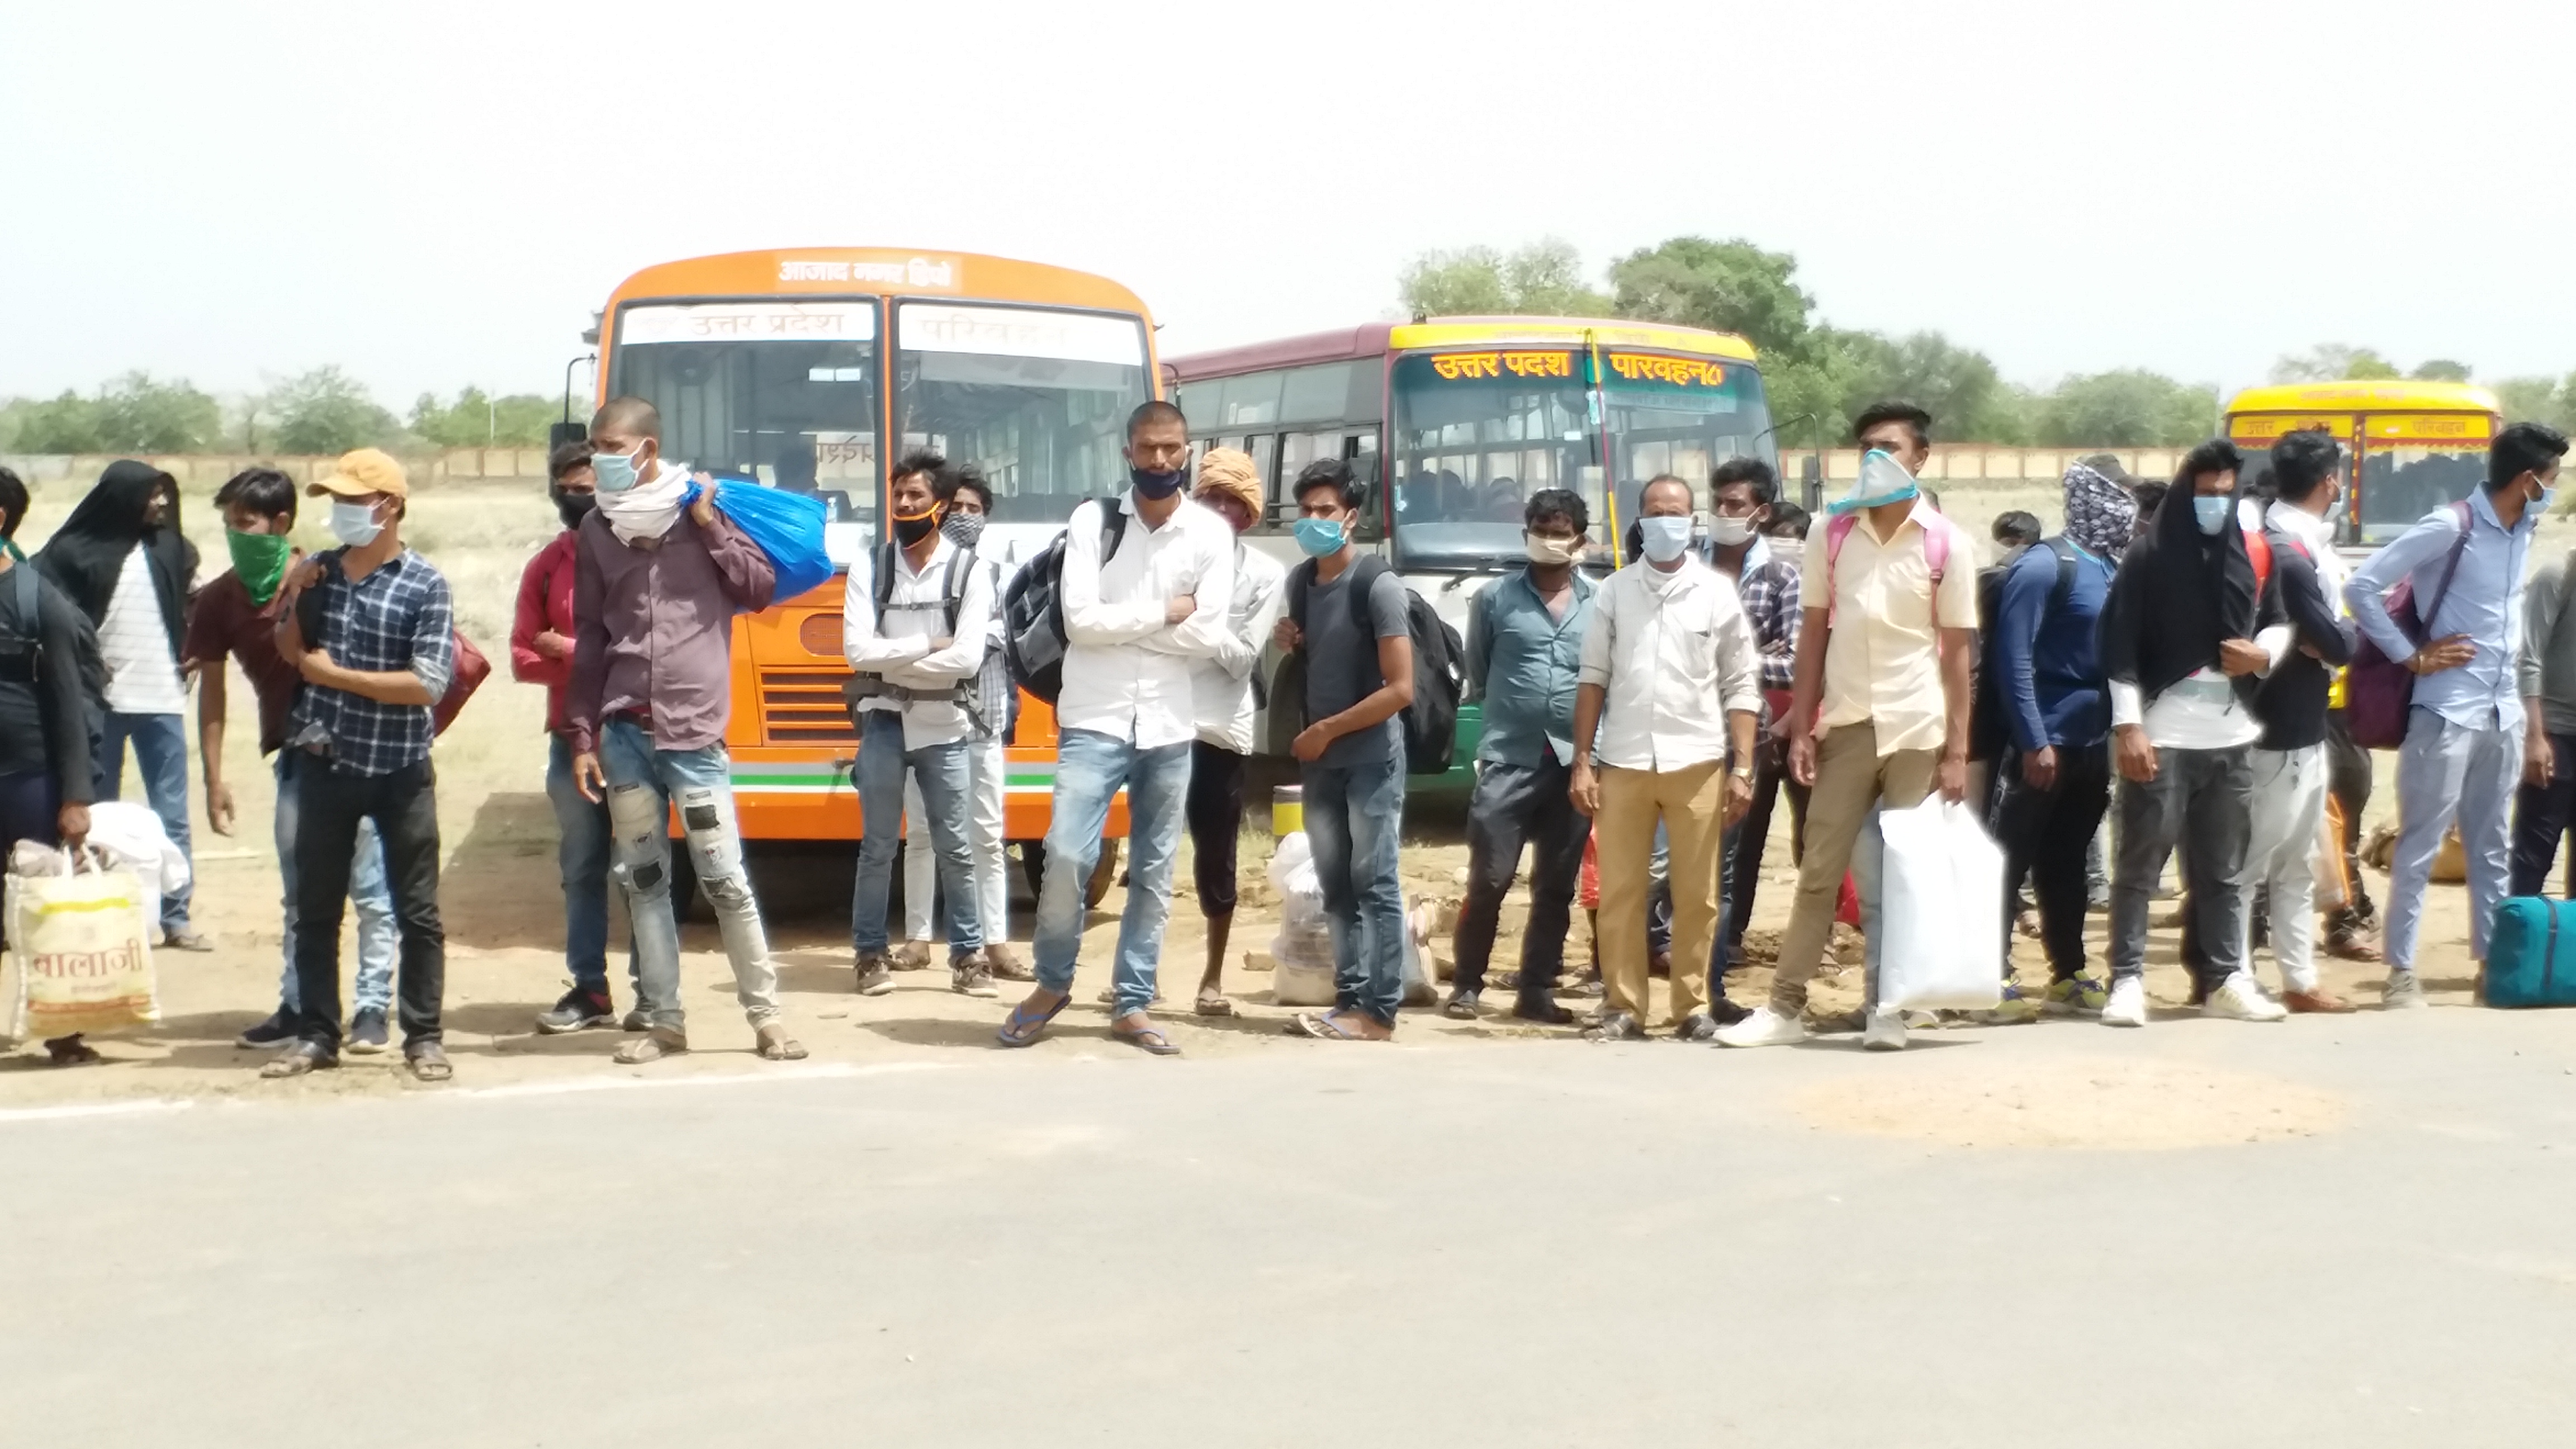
(1732, 553, 1801, 690)
(288, 548, 453, 776)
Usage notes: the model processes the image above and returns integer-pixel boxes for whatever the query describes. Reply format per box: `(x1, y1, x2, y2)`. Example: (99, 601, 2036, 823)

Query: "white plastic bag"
(1267, 833, 1337, 1005)
(1875, 797, 2006, 1012)
(4, 846, 161, 1041)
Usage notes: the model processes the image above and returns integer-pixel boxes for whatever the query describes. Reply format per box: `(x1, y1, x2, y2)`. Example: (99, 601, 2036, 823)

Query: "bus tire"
(1016, 837, 1123, 911)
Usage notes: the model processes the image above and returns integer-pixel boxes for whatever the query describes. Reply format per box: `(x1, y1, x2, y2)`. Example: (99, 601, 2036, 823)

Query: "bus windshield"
(2361, 444, 2487, 543)
(1387, 349, 1775, 569)
(894, 302, 1150, 526)
(608, 300, 882, 527)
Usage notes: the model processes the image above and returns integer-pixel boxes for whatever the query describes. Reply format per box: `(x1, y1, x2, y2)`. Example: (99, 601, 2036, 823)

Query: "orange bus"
(589, 248, 1153, 896)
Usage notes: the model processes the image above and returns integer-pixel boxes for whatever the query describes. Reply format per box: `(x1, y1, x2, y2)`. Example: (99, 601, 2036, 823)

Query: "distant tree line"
(0, 370, 563, 455)
(1396, 238, 2576, 446)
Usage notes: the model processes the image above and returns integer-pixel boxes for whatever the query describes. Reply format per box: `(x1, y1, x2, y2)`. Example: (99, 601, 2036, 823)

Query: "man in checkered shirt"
(1704, 458, 1805, 998)
(266, 448, 457, 1082)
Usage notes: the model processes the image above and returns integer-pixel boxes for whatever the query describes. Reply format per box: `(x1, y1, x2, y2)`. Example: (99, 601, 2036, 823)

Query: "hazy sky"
(6, 0, 2570, 410)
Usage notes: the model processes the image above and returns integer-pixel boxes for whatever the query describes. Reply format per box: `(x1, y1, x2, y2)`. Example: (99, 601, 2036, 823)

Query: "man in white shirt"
(844, 451, 995, 998)
(1568, 475, 1761, 1041)
(1182, 448, 1285, 1017)
(997, 401, 1235, 1057)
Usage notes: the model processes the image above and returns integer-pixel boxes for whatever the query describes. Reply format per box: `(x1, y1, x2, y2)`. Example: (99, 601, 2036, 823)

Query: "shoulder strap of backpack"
(874, 542, 898, 614)
(2043, 535, 2080, 617)
(940, 543, 972, 637)
(1286, 558, 1317, 634)
(2243, 526, 2272, 597)
(1922, 517, 1950, 586)
(1098, 499, 1125, 564)
(14, 562, 34, 635)
(2418, 499, 2474, 641)
(1825, 513, 1857, 574)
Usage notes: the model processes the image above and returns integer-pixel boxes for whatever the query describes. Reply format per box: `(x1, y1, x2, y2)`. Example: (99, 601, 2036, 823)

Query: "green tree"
(409, 387, 558, 447)
(2410, 358, 2473, 382)
(269, 367, 400, 454)
(2033, 370, 2218, 447)
(2270, 343, 2402, 383)
(0, 391, 106, 452)
(92, 371, 221, 452)
(1605, 236, 1815, 359)
(1396, 239, 1610, 318)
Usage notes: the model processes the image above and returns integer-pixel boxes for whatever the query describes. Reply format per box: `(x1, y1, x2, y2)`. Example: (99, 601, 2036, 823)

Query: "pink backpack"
(1822, 510, 1952, 627)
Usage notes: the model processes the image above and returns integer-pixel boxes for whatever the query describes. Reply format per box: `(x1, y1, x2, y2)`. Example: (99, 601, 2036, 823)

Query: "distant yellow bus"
(2224, 381, 2502, 546)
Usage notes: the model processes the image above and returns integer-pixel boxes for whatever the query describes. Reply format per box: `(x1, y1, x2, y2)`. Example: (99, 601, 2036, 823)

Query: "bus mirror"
(1801, 453, 1823, 513)
(550, 421, 588, 451)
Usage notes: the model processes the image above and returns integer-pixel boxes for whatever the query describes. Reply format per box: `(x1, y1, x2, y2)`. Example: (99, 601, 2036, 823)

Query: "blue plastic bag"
(696, 480, 832, 603)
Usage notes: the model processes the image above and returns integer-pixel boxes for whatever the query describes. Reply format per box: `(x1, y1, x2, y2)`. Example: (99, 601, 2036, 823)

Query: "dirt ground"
(0, 478, 2513, 1104)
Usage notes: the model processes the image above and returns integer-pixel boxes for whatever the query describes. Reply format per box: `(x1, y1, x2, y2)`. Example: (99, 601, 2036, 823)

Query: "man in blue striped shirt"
(266, 449, 456, 1082)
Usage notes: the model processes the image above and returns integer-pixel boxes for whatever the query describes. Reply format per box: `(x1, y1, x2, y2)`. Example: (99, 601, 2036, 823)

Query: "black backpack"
(1969, 537, 2079, 764)
(1, 562, 108, 764)
(1285, 555, 1464, 775)
(1001, 500, 1125, 707)
(840, 541, 986, 733)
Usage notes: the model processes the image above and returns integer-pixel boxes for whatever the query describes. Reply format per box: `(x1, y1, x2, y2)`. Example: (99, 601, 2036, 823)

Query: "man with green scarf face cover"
(183, 468, 401, 1052)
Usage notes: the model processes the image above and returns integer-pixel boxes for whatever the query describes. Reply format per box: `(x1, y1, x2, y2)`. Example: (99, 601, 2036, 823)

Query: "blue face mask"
(1636, 514, 1693, 563)
(1294, 517, 1347, 557)
(2192, 495, 2231, 535)
(593, 443, 644, 493)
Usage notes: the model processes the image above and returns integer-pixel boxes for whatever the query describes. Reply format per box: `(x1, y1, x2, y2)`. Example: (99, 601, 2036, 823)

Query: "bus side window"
(1248, 434, 1280, 510)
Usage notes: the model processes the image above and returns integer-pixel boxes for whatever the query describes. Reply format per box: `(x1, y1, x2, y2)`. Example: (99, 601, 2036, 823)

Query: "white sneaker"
(2101, 977, 2148, 1028)
(1862, 1007, 1909, 1052)
(1714, 1006, 1810, 1049)
(2383, 969, 2427, 1010)
(2203, 972, 2287, 1022)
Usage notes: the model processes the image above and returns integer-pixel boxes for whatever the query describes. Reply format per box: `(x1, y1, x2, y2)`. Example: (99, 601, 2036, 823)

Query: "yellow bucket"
(1273, 784, 1303, 837)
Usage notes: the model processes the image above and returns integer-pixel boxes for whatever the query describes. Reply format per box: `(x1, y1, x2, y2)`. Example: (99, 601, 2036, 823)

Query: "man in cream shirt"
(1568, 474, 1761, 1041)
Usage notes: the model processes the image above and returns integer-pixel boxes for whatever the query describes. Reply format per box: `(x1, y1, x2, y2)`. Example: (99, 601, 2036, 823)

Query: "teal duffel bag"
(2484, 897, 2576, 1007)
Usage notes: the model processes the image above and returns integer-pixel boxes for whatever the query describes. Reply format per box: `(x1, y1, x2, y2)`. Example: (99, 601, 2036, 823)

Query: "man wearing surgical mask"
(1570, 474, 1761, 1041)
(1703, 457, 1803, 1007)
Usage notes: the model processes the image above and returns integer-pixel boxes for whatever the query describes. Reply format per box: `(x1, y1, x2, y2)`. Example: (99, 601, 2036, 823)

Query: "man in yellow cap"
(1181, 447, 1285, 1015)
(265, 448, 456, 1082)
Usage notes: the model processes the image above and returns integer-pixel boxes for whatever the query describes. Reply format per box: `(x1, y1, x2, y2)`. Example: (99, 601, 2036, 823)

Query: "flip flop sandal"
(755, 1024, 808, 1061)
(1096, 986, 1167, 1006)
(1193, 993, 1235, 1017)
(43, 1038, 102, 1067)
(615, 1029, 689, 1064)
(405, 1047, 453, 1083)
(1287, 1010, 1361, 1040)
(260, 1042, 337, 1078)
(997, 993, 1071, 1048)
(1111, 1022, 1182, 1057)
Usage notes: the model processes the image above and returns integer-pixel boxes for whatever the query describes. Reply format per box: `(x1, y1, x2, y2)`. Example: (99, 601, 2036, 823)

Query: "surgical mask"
(2536, 477, 2559, 514)
(2192, 495, 2231, 535)
(1637, 514, 1693, 564)
(1294, 518, 1346, 557)
(941, 513, 986, 550)
(1707, 515, 1758, 548)
(225, 529, 292, 607)
(329, 498, 385, 548)
(551, 487, 596, 531)
(1524, 532, 1585, 567)
(892, 504, 942, 546)
(1826, 449, 1920, 516)
(593, 443, 646, 493)
(1130, 464, 1189, 501)
(2322, 490, 2346, 524)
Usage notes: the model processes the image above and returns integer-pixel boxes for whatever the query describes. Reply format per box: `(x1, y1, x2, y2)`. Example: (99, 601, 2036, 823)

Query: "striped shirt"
(287, 548, 453, 776)
(99, 546, 185, 714)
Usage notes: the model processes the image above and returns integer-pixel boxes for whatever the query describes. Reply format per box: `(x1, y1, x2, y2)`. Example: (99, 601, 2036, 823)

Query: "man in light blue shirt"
(2344, 422, 2568, 1005)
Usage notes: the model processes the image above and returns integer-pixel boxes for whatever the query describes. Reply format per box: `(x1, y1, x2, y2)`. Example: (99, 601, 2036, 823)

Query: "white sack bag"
(1874, 797, 2006, 1012)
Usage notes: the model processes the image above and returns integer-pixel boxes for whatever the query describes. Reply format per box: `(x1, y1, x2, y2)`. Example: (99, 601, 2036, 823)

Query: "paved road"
(11, 1008, 2575, 1448)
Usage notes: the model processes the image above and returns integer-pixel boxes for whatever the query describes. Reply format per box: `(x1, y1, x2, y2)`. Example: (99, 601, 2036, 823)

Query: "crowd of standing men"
(0, 394, 2566, 1076)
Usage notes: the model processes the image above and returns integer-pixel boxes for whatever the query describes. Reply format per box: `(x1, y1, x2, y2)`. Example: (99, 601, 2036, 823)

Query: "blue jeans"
(850, 711, 981, 957)
(547, 733, 634, 998)
(1304, 752, 1409, 1027)
(598, 718, 780, 1030)
(274, 750, 396, 1014)
(1033, 727, 1189, 1016)
(96, 711, 191, 932)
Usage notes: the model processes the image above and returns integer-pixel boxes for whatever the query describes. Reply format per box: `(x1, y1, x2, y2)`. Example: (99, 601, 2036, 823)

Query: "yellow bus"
(2224, 381, 2503, 546)
(589, 247, 1156, 900)
(1166, 316, 1774, 764)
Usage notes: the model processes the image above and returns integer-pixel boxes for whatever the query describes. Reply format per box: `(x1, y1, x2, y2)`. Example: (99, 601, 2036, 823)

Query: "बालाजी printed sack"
(3, 844, 160, 1041)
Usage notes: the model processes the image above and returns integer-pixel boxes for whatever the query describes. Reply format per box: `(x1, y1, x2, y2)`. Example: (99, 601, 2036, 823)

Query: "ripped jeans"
(598, 717, 780, 1032)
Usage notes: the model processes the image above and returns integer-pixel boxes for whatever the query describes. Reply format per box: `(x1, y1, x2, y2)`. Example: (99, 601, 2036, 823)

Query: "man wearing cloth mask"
(264, 449, 456, 1080)
(2094, 439, 2293, 1028)
(570, 398, 805, 1065)
(187, 468, 401, 1053)
(2348, 421, 2567, 1006)
(996, 400, 1234, 1055)
(1571, 474, 1761, 1041)
(513, 442, 641, 1034)
(1981, 460, 2129, 1022)
(1721, 402, 1976, 1052)
(1181, 447, 1285, 1018)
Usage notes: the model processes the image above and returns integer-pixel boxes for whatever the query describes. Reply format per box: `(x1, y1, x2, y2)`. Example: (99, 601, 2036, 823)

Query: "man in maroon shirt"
(514, 443, 639, 1034)
(570, 397, 803, 1064)
(186, 468, 402, 1054)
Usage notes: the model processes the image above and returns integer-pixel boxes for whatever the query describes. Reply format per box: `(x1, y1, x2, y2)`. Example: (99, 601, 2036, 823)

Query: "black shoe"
(1510, 998, 1575, 1025)
(1708, 998, 1752, 1027)
(236, 1008, 296, 1049)
(854, 954, 896, 996)
(536, 988, 615, 1035)
(1441, 988, 1482, 1020)
(1584, 1010, 1646, 1042)
(1674, 1011, 1721, 1042)
(345, 1007, 391, 1055)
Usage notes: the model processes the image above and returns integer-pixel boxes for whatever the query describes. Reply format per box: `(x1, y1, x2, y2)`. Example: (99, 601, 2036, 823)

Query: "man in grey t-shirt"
(1275, 458, 1415, 1041)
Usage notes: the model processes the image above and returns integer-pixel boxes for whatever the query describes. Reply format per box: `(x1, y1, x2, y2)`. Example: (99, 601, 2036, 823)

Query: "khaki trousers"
(1595, 759, 1725, 1026)
(1768, 723, 1938, 1013)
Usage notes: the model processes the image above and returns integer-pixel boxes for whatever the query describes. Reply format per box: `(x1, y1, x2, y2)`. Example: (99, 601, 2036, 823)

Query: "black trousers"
(1989, 741, 2113, 982)
(2510, 730, 2576, 898)
(1454, 756, 1584, 1001)
(1186, 740, 1246, 917)
(292, 756, 444, 1050)
(2323, 708, 2377, 930)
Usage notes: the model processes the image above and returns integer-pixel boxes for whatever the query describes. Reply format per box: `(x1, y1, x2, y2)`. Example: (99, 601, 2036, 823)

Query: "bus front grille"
(760, 670, 858, 745)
